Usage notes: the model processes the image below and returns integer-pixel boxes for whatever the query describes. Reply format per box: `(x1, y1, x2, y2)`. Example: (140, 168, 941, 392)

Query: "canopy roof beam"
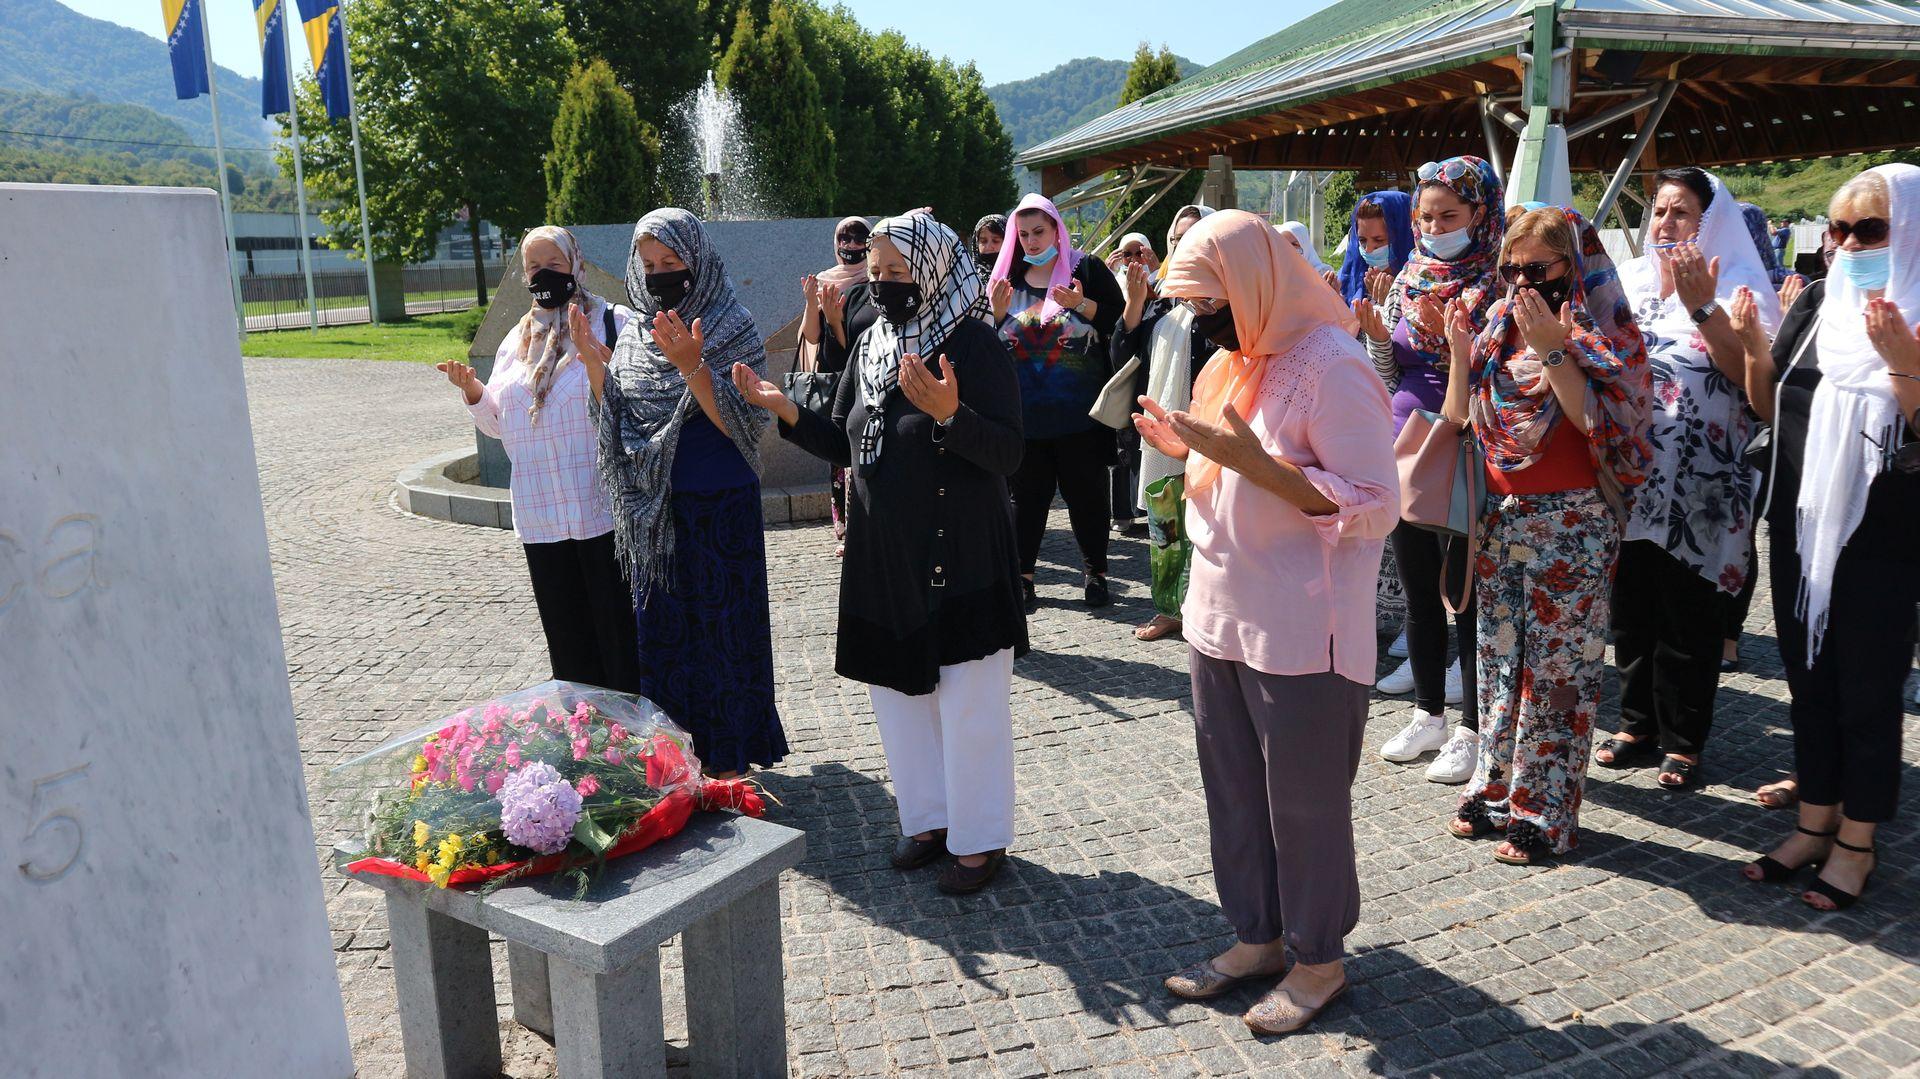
(1593, 79, 1679, 226)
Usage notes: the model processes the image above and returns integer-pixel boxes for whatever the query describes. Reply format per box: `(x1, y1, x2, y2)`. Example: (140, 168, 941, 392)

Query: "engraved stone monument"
(0, 183, 353, 1078)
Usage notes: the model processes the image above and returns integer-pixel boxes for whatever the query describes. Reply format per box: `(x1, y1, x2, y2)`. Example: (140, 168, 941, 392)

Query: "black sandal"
(1656, 755, 1701, 790)
(1745, 825, 1835, 884)
(1492, 822, 1554, 866)
(1802, 838, 1876, 911)
(1595, 735, 1660, 769)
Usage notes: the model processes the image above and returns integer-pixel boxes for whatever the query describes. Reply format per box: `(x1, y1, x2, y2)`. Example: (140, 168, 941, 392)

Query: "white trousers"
(867, 648, 1017, 857)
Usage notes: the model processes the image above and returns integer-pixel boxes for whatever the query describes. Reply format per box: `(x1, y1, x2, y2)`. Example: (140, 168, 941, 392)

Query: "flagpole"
(338, 1, 380, 325)
(196, 0, 246, 338)
(282, 2, 319, 333)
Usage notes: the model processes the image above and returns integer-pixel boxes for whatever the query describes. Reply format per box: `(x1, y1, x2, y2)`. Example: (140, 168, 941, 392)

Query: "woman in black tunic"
(732, 210, 1028, 895)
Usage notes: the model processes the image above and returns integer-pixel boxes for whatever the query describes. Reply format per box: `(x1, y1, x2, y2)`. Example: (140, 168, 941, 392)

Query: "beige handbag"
(1393, 409, 1483, 613)
(1088, 356, 1142, 429)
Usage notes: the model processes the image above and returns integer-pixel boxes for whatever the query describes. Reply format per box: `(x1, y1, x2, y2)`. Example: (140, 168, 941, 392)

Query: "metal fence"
(239, 260, 504, 332)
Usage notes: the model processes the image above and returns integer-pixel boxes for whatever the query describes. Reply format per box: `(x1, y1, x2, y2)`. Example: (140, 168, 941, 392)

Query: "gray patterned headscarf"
(595, 207, 769, 594)
(855, 211, 988, 474)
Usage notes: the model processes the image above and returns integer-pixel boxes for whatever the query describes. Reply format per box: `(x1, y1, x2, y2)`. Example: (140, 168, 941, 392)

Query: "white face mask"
(1420, 226, 1474, 261)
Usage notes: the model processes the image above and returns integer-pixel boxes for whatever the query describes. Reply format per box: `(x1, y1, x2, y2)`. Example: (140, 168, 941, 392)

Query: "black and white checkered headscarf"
(855, 211, 988, 473)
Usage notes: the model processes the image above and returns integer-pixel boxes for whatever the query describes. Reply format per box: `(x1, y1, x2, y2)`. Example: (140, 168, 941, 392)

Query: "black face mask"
(975, 250, 998, 272)
(1192, 304, 1239, 352)
(837, 243, 868, 265)
(644, 268, 694, 313)
(1525, 276, 1573, 316)
(527, 267, 576, 310)
(871, 279, 925, 326)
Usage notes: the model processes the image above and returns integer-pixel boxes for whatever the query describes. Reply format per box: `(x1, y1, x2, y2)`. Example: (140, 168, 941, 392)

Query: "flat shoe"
(1656, 755, 1701, 790)
(890, 830, 947, 870)
(1594, 735, 1660, 769)
(936, 848, 1006, 894)
(1244, 978, 1348, 1035)
(1163, 959, 1283, 1001)
(1134, 615, 1182, 642)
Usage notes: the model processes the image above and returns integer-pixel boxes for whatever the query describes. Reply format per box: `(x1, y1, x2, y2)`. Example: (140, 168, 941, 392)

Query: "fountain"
(673, 72, 763, 221)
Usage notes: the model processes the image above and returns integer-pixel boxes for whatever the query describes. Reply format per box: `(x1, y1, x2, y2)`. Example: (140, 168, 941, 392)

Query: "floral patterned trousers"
(1461, 489, 1620, 855)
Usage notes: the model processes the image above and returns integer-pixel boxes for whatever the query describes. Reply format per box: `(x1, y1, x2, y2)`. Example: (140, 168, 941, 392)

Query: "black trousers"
(1390, 520, 1478, 728)
(1612, 540, 1725, 756)
(1722, 530, 1760, 641)
(522, 532, 643, 694)
(1012, 429, 1112, 576)
(1770, 536, 1917, 822)
(1112, 427, 1142, 522)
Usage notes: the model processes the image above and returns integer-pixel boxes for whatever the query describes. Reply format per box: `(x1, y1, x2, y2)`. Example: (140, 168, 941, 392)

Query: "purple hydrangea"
(497, 761, 582, 854)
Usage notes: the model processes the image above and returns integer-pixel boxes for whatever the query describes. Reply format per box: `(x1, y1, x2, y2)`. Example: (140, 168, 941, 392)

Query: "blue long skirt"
(634, 484, 788, 774)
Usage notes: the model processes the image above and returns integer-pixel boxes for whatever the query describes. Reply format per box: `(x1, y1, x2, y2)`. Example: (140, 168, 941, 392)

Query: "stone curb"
(395, 451, 832, 529)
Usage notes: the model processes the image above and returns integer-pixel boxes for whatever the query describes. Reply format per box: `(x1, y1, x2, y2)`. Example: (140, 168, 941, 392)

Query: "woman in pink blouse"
(1135, 210, 1397, 1035)
(436, 225, 641, 693)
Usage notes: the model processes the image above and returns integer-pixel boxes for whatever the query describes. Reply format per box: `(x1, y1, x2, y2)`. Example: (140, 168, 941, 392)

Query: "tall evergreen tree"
(546, 0, 708, 139)
(545, 59, 661, 226)
(1108, 42, 1201, 250)
(949, 62, 1018, 228)
(716, 1, 836, 216)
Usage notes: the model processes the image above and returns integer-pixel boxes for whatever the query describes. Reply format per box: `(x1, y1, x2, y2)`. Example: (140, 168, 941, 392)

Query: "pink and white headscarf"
(990, 192, 1081, 321)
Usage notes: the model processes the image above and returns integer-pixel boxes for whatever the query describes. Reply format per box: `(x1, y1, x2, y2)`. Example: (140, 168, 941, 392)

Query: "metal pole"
(1592, 81, 1678, 226)
(196, 0, 245, 338)
(338, 0, 380, 325)
(283, 9, 319, 333)
(1478, 95, 1507, 182)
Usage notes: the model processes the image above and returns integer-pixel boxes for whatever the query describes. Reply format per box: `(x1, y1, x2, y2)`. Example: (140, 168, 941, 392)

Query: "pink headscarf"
(1160, 209, 1360, 495)
(990, 192, 1080, 321)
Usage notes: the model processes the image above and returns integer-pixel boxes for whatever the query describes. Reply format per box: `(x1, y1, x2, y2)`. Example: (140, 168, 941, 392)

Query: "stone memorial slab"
(0, 183, 353, 1078)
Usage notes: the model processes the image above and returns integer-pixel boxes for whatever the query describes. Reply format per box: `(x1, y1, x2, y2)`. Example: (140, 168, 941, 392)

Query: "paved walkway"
(250, 355, 1920, 1077)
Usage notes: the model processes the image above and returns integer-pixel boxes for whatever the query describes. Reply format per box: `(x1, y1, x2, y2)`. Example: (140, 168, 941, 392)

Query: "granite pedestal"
(336, 812, 805, 1079)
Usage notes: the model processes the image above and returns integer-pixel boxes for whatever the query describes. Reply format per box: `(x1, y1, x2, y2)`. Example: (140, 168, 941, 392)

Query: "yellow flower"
(426, 863, 452, 887)
(410, 754, 429, 774)
(486, 850, 501, 865)
(413, 820, 431, 849)
(414, 852, 431, 873)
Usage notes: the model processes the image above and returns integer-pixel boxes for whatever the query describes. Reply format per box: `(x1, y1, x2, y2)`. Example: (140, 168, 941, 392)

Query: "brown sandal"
(1244, 978, 1349, 1035)
(1164, 958, 1285, 1000)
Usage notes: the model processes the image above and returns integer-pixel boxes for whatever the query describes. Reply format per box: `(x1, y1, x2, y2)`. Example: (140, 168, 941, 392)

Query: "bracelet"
(1890, 372, 1920, 384)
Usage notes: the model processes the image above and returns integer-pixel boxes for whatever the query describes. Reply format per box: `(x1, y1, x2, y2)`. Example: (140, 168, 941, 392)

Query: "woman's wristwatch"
(1543, 348, 1568, 368)
(1690, 300, 1721, 325)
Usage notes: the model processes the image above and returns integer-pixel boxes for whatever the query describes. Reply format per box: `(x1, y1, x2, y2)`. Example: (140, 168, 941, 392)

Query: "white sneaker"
(1380, 708, 1447, 762)
(1444, 660, 1464, 705)
(1388, 628, 1410, 658)
(1376, 659, 1415, 695)
(1424, 727, 1479, 784)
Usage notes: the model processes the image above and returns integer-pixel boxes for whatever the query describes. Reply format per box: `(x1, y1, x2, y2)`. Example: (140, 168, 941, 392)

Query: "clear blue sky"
(60, 0, 1323, 86)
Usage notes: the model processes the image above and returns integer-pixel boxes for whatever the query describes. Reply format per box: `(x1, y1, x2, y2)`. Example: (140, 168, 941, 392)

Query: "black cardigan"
(815, 281, 879, 375)
(779, 316, 1029, 695)
(1110, 298, 1212, 400)
(1763, 277, 1920, 566)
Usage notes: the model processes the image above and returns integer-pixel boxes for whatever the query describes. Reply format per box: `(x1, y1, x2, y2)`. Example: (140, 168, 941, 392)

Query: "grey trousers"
(1188, 648, 1367, 965)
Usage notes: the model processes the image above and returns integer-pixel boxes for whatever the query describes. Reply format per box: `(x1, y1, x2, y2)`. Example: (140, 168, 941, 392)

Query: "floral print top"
(1622, 292, 1755, 594)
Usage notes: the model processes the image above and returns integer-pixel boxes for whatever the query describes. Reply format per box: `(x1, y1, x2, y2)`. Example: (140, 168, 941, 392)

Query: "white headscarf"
(514, 225, 602, 424)
(1795, 162, 1920, 662)
(1618, 169, 1780, 339)
(1276, 221, 1330, 272)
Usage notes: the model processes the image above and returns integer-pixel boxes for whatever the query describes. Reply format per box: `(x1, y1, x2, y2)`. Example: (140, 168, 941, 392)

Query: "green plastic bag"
(1143, 474, 1191, 619)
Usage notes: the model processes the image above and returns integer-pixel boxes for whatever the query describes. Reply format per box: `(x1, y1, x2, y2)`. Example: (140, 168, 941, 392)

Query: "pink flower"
(503, 741, 522, 768)
(604, 746, 626, 766)
(484, 769, 506, 795)
(572, 736, 591, 761)
(575, 774, 600, 797)
(455, 765, 477, 793)
(607, 723, 628, 745)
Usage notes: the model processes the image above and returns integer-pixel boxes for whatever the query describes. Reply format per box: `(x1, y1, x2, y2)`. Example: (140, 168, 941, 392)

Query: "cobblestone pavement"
(250, 356, 1920, 1077)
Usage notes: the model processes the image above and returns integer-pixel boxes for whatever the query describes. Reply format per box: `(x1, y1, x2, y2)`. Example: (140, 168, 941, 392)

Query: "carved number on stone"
(18, 764, 89, 883)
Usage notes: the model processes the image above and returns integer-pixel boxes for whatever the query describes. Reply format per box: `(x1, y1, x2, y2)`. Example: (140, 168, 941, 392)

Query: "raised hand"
(898, 352, 960, 422)
(1779, 273, 1807, 313)
(1865, 296, 1920, 375)
(1729, 286, 1768, 351)
(436, 359, 484, 405)
(1514, 290, 1574, 360)
(1668, 242, 1721, 311)
(990, 277, 1014, 323)
(1366, 268, 1394, 306)
(729, 362, 798, 425)
(1408, 295, 1445, 338)
(1168, 403, 1269, 479)
(1443, 297, 1476, 368)
(820, 280, 847, 331)
(1321, 268, 1341, 294)
(568, 302, 613, 371)
(1050, 280, 1088, 316)
(1132, 394, 1189, 459)
(653, 309, 706, 376)
(1353, 297, 1389, 343)
(801, 273, 820, 312)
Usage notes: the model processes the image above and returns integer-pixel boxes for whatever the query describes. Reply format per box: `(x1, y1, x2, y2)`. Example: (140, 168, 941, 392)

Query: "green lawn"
(240, 288, 471, 317)
(240, 310, 479, 364)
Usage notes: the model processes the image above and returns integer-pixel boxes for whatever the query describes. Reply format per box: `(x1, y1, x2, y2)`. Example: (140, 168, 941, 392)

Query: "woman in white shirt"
(436, 225, 640, 692)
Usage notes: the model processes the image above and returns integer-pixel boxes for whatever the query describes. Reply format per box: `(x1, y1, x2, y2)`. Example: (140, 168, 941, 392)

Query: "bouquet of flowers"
(330, 681, 765, 892)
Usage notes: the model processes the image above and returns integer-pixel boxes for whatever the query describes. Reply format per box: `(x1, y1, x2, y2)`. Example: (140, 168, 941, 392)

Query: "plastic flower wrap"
(328, 681, 764, 890)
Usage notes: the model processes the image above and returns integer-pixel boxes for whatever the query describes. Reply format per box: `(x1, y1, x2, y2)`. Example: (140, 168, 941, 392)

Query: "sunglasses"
(1828, 217, 1889, 245)
(1176, 296, 1224, 316)
(1498, 256, 1568, 284)
(1416, 160, 1443, 182)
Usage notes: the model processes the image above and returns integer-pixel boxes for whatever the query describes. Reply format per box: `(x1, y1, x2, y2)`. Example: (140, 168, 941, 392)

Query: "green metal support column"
(1506, 0, 1573, 208)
